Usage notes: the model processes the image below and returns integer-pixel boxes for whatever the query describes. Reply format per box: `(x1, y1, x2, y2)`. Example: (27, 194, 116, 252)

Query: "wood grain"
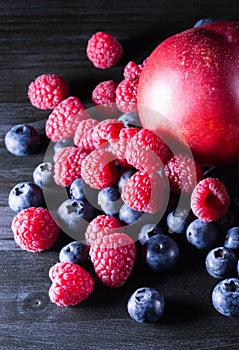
(1, 1, 239, 349)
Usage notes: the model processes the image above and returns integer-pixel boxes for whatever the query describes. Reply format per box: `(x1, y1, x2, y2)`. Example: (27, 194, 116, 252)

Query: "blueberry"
(212, 278, 239, 317)
(98, 186, 123, 216)
(127, 287, 165, 323)
(70, 178, 86, 200)
(193, 18, 214, 28)
(145, 233, 179, 273)
(117, 168, 136, 192)
(57, 199, 96, 240)
(8, 182, 45, 212)
(119, 204, 143, 225)
(166, 208, 195, 234)
(224, 227, 239, 251)
(138, 224, 165, 245)
(118, 112, 141, 128)
(4, 124, 40, 156)
(205, 247, 237, 279)
(53, 138, 74, 154)
(186, 219, 221, 250)
(59, 241, 89, 265)
(33, 162, 54, 188)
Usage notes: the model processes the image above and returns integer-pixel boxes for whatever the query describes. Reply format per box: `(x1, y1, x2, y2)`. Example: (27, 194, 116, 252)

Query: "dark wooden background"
(1, 1, 239, 349)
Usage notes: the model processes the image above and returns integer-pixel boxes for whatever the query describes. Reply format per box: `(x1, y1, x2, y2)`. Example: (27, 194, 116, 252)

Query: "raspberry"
(81, 148, 117, 189)
(28, 74, 70, 110)
(110, 127, 139, 166)
(45, 96, 87, 142)
(54, 146, 89, 187)
(191, 177, 230, 222)
(86, 31, 123, 69)
(49, 262, 94, 306)
(91, 119, 124, 148)
(11, 207, 60, 252)
(89, 233, 136, 288)
(121, 170, 165, 214)
(74, 118, 99, 151)
(164, 153, 204, 194)
(123, 61, 143, 81)
(85, 214, 121, 246)
(115, 79, 138, 113)
(125, 128, 172, 172)
(92, 80, 118, 106)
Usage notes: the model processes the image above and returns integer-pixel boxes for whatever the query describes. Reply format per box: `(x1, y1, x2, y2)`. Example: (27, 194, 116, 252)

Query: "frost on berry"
(115, 79, 138, 113)
(123, 61, 143, 81)
(74, 118, 99, 151)
(91, 119, 124, 148)
(191, 177, 230, 222)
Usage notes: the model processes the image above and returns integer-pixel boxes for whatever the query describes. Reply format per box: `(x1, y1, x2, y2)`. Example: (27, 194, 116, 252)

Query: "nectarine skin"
(137, 21, 239, 167)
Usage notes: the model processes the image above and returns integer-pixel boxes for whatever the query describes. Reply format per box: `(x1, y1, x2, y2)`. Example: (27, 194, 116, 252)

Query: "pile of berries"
(5, 27, 239, 322)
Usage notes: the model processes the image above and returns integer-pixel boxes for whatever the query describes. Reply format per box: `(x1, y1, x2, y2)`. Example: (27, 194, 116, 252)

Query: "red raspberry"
(121, 170, 165, 214)
(81, 148, 117, 189)
(191, 177, 230, 222)
(49, 262, 94, 306)
(54, 146, 89, 187)
(110, 127, 139, 166)
(123, 61, 143, 81)
(92, 80, 118, 105)
(11, 207, 60, 252)
(85, 214, 121, 246)
(86, 31, 123, 69)
(164, 153, 204, 194)
(115, 79, 138, 113)
(28, 74, 70, 110)
(89, 233, 136, 288)
(125, 128, 172, 172)
(74, 118, 99, 151)
(45, 96, 87, 142)
(91, 119, 124, 148)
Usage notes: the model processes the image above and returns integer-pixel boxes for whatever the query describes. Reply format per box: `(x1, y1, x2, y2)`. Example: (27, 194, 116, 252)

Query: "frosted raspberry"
(74, 118, 99, 151)
(125, 128, 172, 172)
(164, 153, 204, 194)
(86, 31, 123, 69)
(121, 170, 165, 214)
(191, 177, 230, 222)
(92, 80, 118, 105)
(49, 262, 94, 306)
(11, 207, 60, 252)
(89, 233, 136, 288)
(45, 96, 87, 142)
(85, 214, 121, 246)
(28, 74, 70, 110)
(54, 146, 89, 187)
(81, 148, 117, 189)
(115, 79, 138, 113)
(110, 127, 139, 166)
(123, 61, 143, 81)
(91, 119, 124, 148)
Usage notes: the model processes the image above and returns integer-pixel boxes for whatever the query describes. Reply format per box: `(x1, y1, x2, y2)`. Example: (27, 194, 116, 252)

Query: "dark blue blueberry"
(8, 182, 45, 212)
(224, 227, 239, 251)
(193, 18, 214, 27)
(145, 233, 179, 273)
(117, 168, 136, 192)
(127, 287, 165, 323)
(59, 241, 89, 265)
(237, 260, 239, 275)
(57, 199, 96, 241)
(138, 224, 165, 245)
(119, 204, 143, 225)
(166, 208, 195, 234)
(186, 219, 221, 250)
(33, 162, 54, 189)
(118, 112, 141, 128)
(53, 138, 74, 154)
(205, 247, 237, 279)
(98, 186, 123, 216)
(70, 178, 86, 200)
(212, 278, 239, 317)
(4, 124, 40, 156)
